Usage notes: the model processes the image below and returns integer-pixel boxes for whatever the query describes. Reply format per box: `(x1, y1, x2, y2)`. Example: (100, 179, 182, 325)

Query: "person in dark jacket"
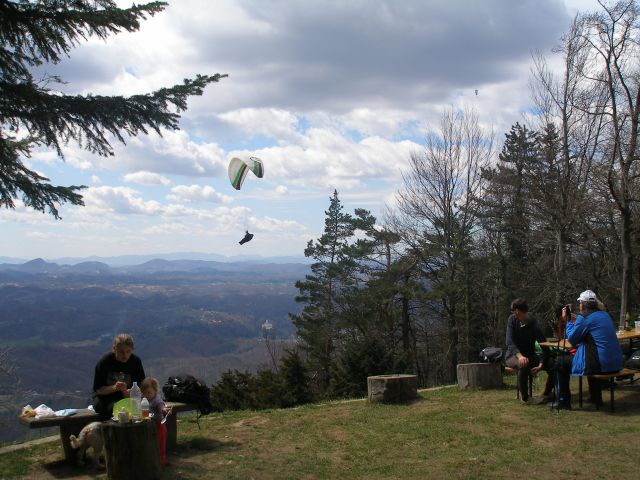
(556, 290, 623, 410)
(92, 333, 146, 420)
(505, 298, 547, 403)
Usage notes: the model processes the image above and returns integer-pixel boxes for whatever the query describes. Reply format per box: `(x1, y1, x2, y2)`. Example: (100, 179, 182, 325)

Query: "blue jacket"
(566, 310, 623, 375)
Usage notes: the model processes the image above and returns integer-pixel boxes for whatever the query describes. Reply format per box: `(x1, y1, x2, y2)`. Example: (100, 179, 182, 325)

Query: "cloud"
(83, 186, 163, 215)
(123, 171, 172, 186)
(167, 184, 232, 204)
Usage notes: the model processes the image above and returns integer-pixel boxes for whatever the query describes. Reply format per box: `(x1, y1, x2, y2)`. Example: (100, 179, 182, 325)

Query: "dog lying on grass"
(69, 421, 104, 468)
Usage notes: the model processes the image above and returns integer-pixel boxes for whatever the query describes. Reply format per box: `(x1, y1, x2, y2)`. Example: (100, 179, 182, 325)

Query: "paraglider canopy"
(239, 230, 254, 245)
(228, 156, 264, 190)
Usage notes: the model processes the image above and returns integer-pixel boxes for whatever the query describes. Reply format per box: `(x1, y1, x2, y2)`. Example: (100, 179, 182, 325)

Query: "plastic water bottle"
(140, 396, 150, 418)
(130, 381, 142, 418)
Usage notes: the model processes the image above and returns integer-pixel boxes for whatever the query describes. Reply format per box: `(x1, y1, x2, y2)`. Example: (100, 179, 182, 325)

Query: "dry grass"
(3, 375, 640, 480)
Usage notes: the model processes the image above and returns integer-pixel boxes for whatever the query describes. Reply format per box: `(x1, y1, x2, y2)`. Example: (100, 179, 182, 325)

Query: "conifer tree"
(291, 190, 359, 391)
(0, 0, 226, 218)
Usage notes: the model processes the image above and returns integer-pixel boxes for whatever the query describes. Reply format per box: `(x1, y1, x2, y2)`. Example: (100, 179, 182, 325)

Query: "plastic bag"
(34, 404, 56, 419)
(112, 397, 134, 419)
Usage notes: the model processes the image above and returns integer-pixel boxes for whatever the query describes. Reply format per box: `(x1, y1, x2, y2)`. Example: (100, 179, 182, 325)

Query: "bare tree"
(393, 107, 493, 379)
(582, 0, 640, 326)
(529, 13, 607, 311)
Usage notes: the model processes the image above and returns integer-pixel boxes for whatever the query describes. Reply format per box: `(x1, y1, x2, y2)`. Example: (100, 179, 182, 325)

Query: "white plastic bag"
(34, 404, 56, 419)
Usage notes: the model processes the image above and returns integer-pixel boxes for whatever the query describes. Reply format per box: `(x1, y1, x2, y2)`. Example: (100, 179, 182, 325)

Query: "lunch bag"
(625, 349, 640, 370)
(162, 373, 214, 415)
(479, 347, 504, 363)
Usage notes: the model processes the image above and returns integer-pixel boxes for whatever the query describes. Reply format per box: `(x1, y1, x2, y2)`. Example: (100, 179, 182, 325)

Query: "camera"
(565, 304, 572, 317)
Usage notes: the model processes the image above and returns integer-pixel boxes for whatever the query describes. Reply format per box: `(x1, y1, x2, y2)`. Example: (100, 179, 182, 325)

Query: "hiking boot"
(542, 393, 555, 403)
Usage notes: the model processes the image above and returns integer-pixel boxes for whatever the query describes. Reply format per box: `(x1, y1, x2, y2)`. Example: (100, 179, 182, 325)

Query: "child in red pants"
(141, 377, 172, 466)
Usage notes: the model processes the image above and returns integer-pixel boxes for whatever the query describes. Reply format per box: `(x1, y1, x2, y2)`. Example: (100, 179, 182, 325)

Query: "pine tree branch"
(1, 73, 227, 156)
(0, 1, 167, 79)
(0, 135, 85, 219)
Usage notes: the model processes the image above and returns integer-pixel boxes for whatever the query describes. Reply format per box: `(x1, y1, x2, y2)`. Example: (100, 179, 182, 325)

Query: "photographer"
(556, 290, 623, 410)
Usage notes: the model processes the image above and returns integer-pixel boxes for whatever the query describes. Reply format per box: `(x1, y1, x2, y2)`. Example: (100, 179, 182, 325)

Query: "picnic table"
(18, 401, 200, 463)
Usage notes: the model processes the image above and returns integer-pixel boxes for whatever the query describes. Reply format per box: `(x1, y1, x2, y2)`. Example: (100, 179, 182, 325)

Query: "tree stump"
(367, 374, 418, 403)
(102, 420, 161, 480)
(457, 363, 502, 389)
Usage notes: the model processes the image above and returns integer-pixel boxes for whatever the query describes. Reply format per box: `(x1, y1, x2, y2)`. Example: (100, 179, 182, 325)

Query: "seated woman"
(92, 333, 146, 420)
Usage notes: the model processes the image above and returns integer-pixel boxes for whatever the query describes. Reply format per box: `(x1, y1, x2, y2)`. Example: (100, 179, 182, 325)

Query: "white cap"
(577, 289, 597, 302)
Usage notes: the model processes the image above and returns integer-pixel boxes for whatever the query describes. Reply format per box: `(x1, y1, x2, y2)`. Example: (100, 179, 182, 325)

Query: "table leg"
(59, 423, 83, 463)
(165, 414, 178, 451)
(578, 376, 583, 408)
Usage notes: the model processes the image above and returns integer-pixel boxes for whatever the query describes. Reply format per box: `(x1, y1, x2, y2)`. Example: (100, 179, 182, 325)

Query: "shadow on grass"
(41, 458, 105, 479)
(173, 436, 241, 459)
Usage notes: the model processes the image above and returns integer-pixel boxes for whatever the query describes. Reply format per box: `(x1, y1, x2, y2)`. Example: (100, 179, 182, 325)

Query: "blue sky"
(1, 0, 599, 262)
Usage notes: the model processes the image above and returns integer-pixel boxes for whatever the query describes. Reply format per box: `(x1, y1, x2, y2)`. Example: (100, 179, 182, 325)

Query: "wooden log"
(367, 374, 418, 403)
(457, 362, 502, 389)
(102, 420, 161, 480)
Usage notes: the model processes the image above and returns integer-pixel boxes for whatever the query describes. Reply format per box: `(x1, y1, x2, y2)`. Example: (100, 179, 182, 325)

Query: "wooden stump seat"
(457, 363, 502, 389)
(102, 419, 161, 480)
(367, 374, 418, 403)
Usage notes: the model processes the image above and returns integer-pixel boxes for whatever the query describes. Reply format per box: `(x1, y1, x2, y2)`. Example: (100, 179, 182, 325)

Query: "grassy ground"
(2, 375, 640, 480)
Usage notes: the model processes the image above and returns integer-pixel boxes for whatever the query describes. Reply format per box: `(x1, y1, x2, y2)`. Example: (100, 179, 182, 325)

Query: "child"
(140, 377, 171, 466)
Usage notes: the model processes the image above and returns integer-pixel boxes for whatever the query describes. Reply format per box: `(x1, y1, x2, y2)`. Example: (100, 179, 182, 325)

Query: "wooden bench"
(504, 366, 534, 399)
(18, 401, 199, 463)
(578, 368, 640, 412)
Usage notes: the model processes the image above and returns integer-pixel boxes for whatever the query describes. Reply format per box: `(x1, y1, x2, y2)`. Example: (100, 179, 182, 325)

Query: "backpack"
(479, 347, 503, 363)
(626, 349, 640, 370)
(162, 373, 214, 415)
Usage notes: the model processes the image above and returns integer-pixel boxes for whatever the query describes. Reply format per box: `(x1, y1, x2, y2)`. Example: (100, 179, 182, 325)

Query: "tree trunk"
(102, 420, 161, 480)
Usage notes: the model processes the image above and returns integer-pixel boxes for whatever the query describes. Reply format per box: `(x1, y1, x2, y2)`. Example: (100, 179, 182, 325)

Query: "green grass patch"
(4, 377, 640, 479)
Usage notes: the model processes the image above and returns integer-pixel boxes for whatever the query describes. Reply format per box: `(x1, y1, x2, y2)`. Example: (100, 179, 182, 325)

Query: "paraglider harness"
(162, 374, 214, 427)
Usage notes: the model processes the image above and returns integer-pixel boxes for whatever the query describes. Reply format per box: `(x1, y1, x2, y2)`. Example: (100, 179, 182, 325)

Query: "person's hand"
(114, 381, 127, 392)
(123, 388, 131, 398)
(517, 355, 529, 368)
(163, 406, 172, 416)
(531, 364, 543, 374)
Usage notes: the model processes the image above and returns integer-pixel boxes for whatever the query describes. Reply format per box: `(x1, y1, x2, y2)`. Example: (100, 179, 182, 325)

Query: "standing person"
(556, 290, 623, 410)
(141, 377, 172, 466)
(92, 333, 146, 420)
(505, 298, 547, 403)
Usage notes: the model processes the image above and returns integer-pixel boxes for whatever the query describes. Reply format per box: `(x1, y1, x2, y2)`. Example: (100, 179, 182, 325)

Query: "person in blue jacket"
(556, 290, 623, 409)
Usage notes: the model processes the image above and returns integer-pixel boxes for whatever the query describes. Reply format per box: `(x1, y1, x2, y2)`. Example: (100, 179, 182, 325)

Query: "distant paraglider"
(239, 230, 254, 245)
(228, 156, 264, 190)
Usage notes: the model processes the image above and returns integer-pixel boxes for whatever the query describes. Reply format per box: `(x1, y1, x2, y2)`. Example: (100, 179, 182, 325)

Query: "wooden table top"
(614, 329, 640, 341)
(538, 330, 640, 350)
(539, 339, 573, 349)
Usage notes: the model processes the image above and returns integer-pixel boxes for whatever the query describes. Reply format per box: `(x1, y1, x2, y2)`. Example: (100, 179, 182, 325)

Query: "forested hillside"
(0, 260, 306, 442)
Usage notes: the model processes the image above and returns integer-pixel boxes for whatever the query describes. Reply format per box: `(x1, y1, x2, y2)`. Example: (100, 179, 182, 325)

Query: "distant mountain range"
(0, 252, 312, 267)
(0, 257, 312, 276)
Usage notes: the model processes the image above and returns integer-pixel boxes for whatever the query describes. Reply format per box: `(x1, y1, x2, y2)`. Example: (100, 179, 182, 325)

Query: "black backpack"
(162, 373, 214, 415)
(626, 349, 640, 370)
(479, 347, 504, 363)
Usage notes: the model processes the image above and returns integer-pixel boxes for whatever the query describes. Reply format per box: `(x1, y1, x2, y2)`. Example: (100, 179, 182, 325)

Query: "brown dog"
(69, 421, 104, 468)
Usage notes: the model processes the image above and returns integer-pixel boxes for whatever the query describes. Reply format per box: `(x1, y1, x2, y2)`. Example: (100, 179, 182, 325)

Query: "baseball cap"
(577, 289, 597, 302)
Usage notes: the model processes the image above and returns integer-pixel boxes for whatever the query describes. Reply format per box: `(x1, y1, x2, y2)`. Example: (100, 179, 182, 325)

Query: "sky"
(1, 0, 601, 262)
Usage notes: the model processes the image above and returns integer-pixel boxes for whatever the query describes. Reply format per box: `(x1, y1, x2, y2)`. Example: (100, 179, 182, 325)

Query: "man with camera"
(556, 290, 623, 409)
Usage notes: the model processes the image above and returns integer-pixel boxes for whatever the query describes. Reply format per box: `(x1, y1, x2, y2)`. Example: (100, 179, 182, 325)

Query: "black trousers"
(556, 354, 603, 404)
(92, 395, 117, 421)
(505, 353, 540, 400)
